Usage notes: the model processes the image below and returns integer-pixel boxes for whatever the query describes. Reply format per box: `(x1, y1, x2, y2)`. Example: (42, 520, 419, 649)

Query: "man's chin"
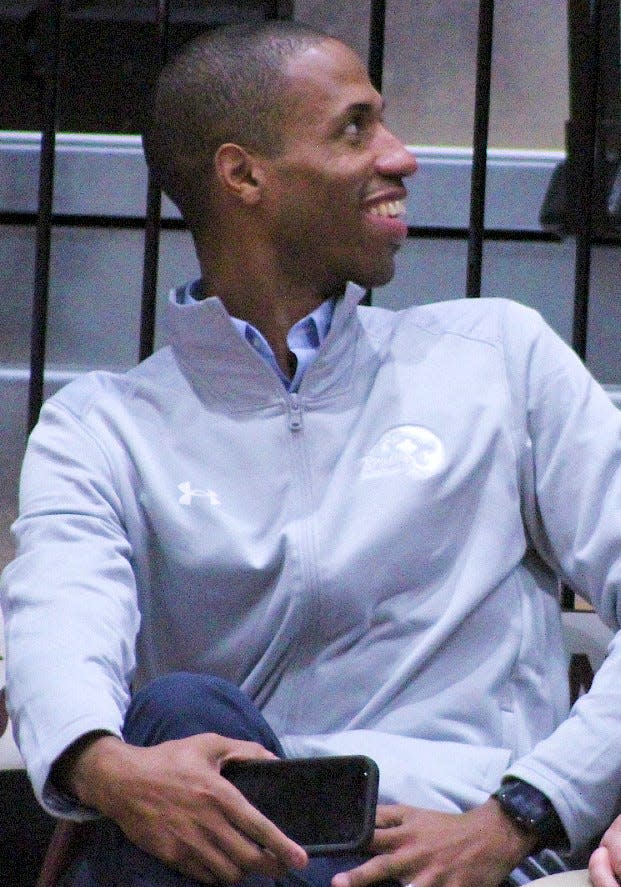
(352, 262, 397, 290)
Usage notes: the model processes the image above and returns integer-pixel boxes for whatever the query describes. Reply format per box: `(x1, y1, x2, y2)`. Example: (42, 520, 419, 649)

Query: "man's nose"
(376, 127, 418, 178)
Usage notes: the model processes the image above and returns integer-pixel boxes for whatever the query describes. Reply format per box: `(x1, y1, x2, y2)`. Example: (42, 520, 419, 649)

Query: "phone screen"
(222, 755, 379, 855)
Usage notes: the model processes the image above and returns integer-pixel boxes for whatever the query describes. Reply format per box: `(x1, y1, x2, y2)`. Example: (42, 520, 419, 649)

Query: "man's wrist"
(51, 731, 123, 813)
(491, 779, 567, 851)
(477, 795, 541, 870)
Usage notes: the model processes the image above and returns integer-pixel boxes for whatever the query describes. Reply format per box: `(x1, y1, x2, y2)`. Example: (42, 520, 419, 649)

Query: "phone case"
(222, 754, 379, 855)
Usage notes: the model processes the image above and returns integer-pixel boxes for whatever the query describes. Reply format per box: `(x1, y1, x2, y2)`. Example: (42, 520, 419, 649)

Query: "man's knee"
(123, 672, 282, 753)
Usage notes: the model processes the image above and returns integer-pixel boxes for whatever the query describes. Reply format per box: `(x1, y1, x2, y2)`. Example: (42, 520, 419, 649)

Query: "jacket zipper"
(288, 392, 302, 431)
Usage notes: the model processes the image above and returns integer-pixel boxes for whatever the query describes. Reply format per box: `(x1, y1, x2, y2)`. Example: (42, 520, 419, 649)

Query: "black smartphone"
(221, 754, 379, 855)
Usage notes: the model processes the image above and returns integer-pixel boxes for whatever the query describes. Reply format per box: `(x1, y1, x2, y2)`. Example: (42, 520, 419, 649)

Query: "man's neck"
(228, 291, 323, 378)
(196, 251, 343, 377)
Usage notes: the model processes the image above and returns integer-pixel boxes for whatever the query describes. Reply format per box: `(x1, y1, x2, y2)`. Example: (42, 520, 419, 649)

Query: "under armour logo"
(178, 481, 221, 506)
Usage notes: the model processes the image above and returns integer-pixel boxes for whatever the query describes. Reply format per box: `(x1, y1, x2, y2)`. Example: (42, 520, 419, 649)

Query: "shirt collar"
(182, 280, 332, 334)
(180, 279, 335, 391)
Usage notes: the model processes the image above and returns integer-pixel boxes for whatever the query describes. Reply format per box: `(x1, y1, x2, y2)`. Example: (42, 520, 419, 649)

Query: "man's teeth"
(368, 199, 406, 218)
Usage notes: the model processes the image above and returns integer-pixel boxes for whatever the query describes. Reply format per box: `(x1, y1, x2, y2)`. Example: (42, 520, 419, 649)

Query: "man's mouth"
(367, 198, 406, 219)
(364, 197, 408, 244)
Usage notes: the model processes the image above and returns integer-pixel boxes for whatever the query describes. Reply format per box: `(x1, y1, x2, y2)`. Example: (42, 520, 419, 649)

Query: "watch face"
(495, 782, 566, 848)
(498, 782, 554, 829)
(505, 782, 548, 826)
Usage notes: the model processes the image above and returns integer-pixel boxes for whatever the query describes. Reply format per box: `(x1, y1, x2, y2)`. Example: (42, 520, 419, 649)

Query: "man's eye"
(344, 120, 363, 139)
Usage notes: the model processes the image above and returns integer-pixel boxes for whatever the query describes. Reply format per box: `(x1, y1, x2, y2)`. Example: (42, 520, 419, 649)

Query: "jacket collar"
(164, 282, 367, 405)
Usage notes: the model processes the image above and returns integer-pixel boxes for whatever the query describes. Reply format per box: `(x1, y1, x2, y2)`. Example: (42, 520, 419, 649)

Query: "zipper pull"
(289, 392, 302, 431)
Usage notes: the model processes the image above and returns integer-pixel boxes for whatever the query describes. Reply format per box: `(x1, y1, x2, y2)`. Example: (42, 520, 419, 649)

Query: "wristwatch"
(492, 779, 567, 849)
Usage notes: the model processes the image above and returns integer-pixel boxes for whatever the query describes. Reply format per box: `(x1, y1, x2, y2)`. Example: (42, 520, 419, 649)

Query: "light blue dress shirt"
(182, 279, 335, 391)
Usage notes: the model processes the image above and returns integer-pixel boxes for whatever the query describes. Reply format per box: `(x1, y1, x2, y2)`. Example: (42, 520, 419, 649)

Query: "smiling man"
(144, 23, 416, 377)
(3, 19, 621, 887)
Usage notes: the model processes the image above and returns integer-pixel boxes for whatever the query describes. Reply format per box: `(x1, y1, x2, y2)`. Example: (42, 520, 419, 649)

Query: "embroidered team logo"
(178, 481, 221, 506)
(361, 425, 445, 480)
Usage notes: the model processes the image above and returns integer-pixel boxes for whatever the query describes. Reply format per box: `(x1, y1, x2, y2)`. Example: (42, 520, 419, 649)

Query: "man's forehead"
(282, 39, 380, 111)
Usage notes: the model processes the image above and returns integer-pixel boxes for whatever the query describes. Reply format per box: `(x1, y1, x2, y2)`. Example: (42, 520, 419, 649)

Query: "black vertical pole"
(264, 0, 295, 18)
(466, 0, 495, 299)
(274, 0, 295, 18)
(139, 0, 169, 363)
(568, 0, 602, 360)
(368, 0, 386, 92)
(560, 0, 602, 612)
(263, 0, 279, 18)
(364, 0, 387, 307)
(28, 0, 63, 432)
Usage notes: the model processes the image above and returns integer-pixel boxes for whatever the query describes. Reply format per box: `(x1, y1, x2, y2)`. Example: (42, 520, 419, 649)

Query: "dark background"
(0, 1, 273, 134)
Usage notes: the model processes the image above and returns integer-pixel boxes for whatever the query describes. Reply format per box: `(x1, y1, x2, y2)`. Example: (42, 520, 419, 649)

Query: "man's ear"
(214, 143, 265, 204)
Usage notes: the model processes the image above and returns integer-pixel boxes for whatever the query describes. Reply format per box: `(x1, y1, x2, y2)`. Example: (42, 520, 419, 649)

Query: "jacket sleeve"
(499, 300, 621, 852)
(0, 385, 140, 819)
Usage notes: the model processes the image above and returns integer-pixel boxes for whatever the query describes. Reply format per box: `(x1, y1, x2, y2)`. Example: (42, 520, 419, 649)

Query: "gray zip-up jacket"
(2, 283, 621, 853)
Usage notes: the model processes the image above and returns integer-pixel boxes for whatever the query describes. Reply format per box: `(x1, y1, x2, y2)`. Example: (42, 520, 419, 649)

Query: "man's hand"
(590, 816, 621, 887)
(59, 732, 308, 884)
(331, 798, 538, 887)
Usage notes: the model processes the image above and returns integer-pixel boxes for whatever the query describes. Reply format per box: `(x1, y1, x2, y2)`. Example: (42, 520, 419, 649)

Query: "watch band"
(492, 779, 567, 849)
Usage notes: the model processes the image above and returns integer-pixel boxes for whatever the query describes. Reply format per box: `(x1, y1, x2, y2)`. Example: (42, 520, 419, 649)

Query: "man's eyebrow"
(343, 98, 385, 117)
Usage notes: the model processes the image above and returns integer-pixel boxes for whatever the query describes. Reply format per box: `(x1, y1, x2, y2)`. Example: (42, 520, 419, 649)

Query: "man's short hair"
(142, 20, 328, 231)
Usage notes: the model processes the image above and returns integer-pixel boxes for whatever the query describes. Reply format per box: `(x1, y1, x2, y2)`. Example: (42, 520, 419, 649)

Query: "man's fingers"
(371, 827, 400, 852)
(215, 736, 279, 767)
(589, 847, 619, 887)
(218, 777, 308, 872)
(602, 823, 621, 883)
(332, 853, 402, 887)
(371, 804, 409, 852)
(181, 841, 240, 885)
(213, 742, 308, 872)
(375, 804, 406, 829)
(161, 802, 301, 885)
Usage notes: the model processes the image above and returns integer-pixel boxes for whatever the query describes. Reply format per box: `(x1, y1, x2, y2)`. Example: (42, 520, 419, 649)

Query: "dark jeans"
(67, 673, 384, 887)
